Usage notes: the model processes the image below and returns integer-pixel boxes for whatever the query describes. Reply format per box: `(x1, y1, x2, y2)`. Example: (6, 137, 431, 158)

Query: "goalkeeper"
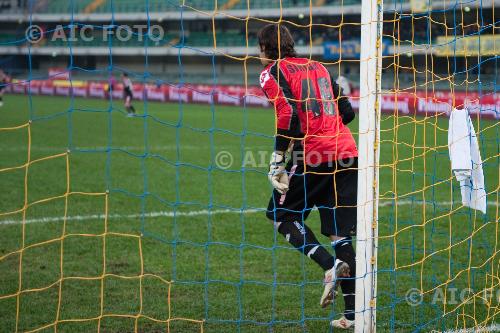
(258, 24, 358, 329)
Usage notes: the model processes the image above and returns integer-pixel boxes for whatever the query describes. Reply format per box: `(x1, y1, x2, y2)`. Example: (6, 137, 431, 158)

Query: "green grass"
(0, 94, 498, 333)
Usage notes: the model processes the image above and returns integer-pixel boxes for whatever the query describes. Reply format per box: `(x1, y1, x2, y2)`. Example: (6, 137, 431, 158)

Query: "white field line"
(0, 145, 203, 152)
(0, 208, 263, 226)
(0, 200, 498, 227)
(0, 145, 272, 152)
(431, 324, 500, 333)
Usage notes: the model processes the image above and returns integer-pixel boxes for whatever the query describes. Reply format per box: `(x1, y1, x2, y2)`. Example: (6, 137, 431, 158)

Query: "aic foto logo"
(25, 24, 165, 44)
(25, 25, 44, 43)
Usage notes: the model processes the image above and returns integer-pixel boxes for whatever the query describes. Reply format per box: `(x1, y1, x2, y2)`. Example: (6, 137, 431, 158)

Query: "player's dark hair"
(258, 24, 297, 60)
(123, 73, 128, 77)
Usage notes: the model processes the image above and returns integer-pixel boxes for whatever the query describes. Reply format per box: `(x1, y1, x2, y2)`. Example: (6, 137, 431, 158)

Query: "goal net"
(0, 0, 497, 332)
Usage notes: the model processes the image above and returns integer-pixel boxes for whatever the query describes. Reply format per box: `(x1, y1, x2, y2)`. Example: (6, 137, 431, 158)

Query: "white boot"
(331, 316, 355, 329)
(319, 259, 350, 308)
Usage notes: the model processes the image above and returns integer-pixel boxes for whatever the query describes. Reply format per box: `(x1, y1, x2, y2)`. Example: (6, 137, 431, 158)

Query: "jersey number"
(301, 77, 335, 117)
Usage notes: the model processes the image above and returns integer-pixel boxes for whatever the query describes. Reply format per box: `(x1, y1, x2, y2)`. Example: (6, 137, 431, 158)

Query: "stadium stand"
(35, 0, 95, 13)
(0, 0, 496, 92)
(16, 0, 359, 14)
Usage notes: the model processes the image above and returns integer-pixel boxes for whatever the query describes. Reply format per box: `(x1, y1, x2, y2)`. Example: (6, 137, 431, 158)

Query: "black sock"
(277, 221, 335, 271)
(333, 237, 356, 320)
(130, 105, 136, 113)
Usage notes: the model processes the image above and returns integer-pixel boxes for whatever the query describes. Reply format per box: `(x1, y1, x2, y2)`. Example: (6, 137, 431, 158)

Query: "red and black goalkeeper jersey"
(260, 57, 358, 165)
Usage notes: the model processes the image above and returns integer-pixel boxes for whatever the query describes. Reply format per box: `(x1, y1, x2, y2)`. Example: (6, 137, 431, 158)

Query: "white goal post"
(355, 0, 383, 331)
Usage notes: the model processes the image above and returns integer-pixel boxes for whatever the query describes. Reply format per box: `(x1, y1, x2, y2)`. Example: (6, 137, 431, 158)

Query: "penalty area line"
(0, 208, 264, 226)
(0, 200, 497, 227)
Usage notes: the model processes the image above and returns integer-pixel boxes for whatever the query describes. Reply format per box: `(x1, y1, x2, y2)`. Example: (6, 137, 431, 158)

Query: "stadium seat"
(32, 0, 343, 14)
(45, 0, 95, 13)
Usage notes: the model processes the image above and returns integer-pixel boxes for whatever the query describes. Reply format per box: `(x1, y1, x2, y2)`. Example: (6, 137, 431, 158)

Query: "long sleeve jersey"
(260, 57, 358, 165)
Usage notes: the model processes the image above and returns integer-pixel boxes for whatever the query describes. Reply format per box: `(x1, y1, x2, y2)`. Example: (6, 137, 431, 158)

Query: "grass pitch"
(0, 94, 498, 332)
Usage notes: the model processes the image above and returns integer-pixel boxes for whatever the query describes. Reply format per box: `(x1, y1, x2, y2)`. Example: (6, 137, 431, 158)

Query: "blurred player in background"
(258, 24, 358, 329)
(106, 74, 117, 99)
(122, 73, 136, 117)
(0, 69, 10, 107)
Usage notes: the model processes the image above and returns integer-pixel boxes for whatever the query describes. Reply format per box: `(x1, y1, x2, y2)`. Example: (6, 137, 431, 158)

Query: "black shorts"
(124, 89, 133, 99)
(266, 158, 358, 237)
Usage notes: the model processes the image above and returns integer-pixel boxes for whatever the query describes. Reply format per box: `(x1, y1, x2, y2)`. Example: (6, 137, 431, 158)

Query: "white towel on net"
(448, 108, 487, 214)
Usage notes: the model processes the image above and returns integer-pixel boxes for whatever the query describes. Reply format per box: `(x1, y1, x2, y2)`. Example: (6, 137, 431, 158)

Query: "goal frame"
(354, 0, 383, 331)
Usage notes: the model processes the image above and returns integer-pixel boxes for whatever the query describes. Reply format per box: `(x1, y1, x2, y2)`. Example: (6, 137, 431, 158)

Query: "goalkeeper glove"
(268, 151, 289, 194)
